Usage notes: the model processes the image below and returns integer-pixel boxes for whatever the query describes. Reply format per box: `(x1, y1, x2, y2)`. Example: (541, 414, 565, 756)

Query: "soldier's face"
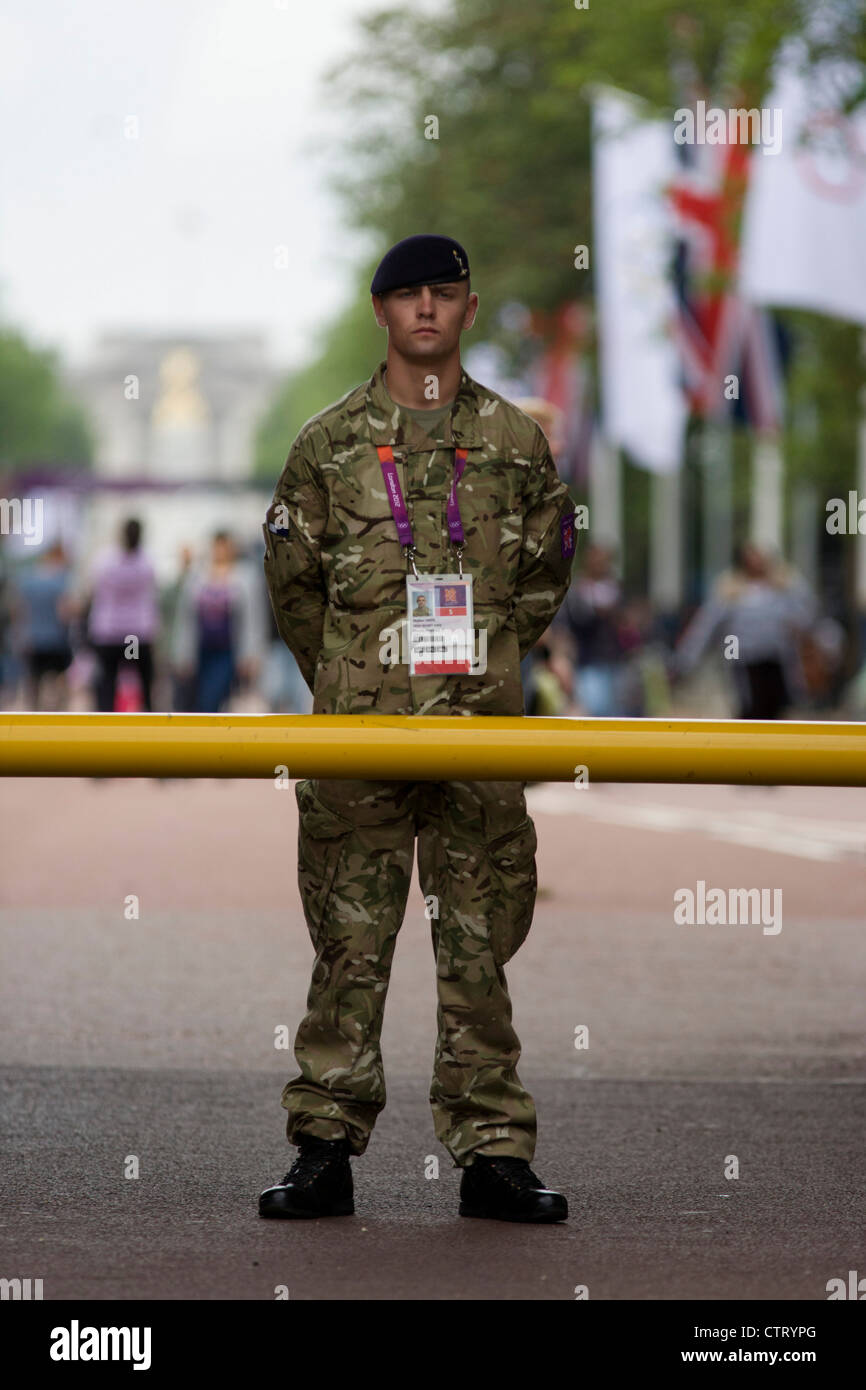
(372, 282, 478, 359)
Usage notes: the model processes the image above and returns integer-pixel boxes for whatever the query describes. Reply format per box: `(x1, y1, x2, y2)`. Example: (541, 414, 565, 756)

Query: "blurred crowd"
(523, 537, 848, 721)
(0, 516, 311, 716)
(514, 398, 851, 722)
(0, 510, 853, 722)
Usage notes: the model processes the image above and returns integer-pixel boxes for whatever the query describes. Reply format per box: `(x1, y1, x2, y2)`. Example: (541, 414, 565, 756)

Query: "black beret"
(370, 234, 470, 296)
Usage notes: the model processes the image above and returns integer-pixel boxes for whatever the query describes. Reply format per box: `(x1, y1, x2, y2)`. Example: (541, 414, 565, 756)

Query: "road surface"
(1, 775, 864, 1299)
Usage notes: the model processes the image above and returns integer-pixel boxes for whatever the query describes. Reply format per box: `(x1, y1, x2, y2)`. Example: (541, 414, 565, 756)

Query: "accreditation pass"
(406, 573, 476, 676)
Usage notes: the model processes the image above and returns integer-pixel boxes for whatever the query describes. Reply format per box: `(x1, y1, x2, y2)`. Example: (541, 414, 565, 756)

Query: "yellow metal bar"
(0, 712, 865, 784)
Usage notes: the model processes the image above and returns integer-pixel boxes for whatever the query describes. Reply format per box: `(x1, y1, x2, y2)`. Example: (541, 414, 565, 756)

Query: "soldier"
(258, 233, 576, 1223)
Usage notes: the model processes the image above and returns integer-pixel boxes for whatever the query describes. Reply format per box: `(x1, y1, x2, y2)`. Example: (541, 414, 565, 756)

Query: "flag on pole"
(668, 135, 785, 433)
(739, 43, 866, 326)
(592, 86, 688, 474)
(531, 301, 594, 488)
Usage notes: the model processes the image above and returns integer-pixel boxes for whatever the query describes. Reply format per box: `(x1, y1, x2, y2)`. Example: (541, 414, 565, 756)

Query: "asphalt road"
(1, 776, 864, 1300)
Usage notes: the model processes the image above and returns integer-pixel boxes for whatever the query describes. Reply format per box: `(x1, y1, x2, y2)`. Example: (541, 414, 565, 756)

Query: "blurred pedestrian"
(559, 542, 626, 716)
(159, 543, 195, 711)
(10, 540, 76, 710)
(86, 518, 159, 712)
(520, 627, 571, 716)
(672, 540, 819, 719)
(513, 397, 573, 716)
(171, 530, 265, 712)
(262, 600, 313, 713)
(0, 540, 16, 704)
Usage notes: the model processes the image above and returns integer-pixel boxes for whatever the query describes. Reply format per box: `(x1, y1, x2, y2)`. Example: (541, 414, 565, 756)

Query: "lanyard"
(377, 444, 467, 579)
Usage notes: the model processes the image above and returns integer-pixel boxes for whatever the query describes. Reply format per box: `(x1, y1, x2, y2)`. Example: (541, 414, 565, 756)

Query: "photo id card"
(405, 573, 477, 676)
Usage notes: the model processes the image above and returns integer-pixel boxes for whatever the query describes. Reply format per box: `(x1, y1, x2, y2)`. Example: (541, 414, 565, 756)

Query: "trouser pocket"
(485, 814, 538, 965)
(295, 779, 356, 947)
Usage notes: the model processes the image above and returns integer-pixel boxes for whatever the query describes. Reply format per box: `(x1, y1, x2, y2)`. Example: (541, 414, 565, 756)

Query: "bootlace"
(280, 1141, 348, 1188)
(477, 1157, 544, 1191)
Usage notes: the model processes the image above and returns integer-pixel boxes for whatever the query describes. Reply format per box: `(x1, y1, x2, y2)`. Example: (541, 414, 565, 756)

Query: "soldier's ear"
(371, 293, 389, 329)
(463, 291, 479, 331)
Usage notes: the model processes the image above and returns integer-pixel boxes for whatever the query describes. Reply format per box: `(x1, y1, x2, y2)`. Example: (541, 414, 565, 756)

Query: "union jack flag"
(667, 135, 786, 434)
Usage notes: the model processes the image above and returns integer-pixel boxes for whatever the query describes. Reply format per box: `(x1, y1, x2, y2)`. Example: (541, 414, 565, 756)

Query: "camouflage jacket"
(262, 359, 575, 716)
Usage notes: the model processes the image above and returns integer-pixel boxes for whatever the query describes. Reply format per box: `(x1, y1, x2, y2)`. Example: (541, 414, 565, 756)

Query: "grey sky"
(0, 0, 388, 371)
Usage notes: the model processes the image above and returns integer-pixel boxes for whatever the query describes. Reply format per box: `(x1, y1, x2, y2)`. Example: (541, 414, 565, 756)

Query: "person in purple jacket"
(86, 517, 160, 712)
(170, 530, 265, 712)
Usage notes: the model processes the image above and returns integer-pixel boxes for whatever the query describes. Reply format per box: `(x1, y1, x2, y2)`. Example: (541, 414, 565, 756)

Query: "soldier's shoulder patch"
(268, 500, 291, 536)
(560, 511, 576, 559)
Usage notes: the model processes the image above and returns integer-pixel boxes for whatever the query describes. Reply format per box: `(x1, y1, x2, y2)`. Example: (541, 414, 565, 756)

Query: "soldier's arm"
(512, 428, 576, 662)
(262, 425, 328, 694)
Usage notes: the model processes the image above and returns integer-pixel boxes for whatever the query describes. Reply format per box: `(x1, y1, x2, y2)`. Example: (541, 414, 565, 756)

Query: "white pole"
(650, 466, 682, 609)
(701, 419, 732, 590)
(750, 433, 784, 555)
(857, 331, 866, 610)
(589, 427, 622, 557)
(791, 482, 819, 591)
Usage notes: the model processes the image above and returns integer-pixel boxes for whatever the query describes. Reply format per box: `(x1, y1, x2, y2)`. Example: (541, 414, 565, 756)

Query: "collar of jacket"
(364, 358, 485, 452)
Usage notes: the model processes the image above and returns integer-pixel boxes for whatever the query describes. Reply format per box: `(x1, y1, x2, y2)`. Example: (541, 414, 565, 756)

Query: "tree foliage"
(257, 0, 865, 517)
(0, 328, 93, 468)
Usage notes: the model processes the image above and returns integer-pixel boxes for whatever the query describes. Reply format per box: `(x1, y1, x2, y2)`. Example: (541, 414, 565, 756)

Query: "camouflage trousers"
(282, 777, 539, 1167)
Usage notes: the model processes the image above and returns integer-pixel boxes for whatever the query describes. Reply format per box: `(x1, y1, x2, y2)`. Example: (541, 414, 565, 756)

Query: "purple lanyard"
(377, 444, 467, 575)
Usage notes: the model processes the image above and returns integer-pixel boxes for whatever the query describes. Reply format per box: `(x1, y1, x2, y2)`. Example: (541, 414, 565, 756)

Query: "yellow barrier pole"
(0, 712, 865, 784)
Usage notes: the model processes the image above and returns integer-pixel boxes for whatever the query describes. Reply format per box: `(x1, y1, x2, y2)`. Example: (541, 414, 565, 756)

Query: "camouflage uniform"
(263, 359, 575, 1166)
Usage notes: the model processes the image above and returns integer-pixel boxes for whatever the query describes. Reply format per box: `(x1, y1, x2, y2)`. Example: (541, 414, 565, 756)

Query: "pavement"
(1, 775, 864, 1299)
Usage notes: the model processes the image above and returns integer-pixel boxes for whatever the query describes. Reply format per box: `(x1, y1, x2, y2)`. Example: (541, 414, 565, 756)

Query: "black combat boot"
(258, 1135, 354, 1219)
(458, 1154, 568, 1223)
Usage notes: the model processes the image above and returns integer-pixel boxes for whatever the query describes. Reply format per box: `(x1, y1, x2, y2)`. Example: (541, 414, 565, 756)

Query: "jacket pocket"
(485, 814, 538, 965)
(313, 652, 385, 714)
(313, 612, 389, 713)
(295, 780, 355, 947)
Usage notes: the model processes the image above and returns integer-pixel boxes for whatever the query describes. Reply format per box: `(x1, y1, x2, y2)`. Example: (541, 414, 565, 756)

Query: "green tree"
(291, 0, 864, 432)
(326, 0, 859, 330)
(253, 280, 384, 481)
(257, 0, 865, 609)
(0, 328, 93, 467)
